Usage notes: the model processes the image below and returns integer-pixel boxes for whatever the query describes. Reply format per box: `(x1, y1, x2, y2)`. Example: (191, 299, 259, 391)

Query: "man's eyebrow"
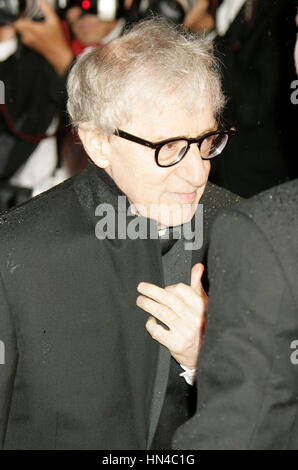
(197, 125, 219, 136)
(158, 126, 219, 141)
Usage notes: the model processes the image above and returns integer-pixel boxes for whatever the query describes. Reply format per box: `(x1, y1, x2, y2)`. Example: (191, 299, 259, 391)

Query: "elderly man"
(0, 18, 239, 449)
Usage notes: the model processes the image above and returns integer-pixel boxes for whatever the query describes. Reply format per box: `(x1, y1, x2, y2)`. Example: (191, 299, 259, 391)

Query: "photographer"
(64, 0, 136, 56)
(64, 1, 199, 56)
(0, 0, 74, 211)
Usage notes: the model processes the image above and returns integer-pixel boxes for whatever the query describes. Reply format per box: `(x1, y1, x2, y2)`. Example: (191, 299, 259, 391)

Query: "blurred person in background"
(63, 0, 132, 56)
(64, 0, 203, 57)
(211, 0, 297, 197)
(0, 0, 75, 211)
(59, 0, 134, 172)
(184, 0, 297, 198)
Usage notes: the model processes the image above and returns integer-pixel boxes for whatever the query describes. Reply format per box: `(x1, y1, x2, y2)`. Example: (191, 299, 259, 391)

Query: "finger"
(165, 282, 207, 314)
(14, 19, 30, 26)
(145, 316, 175, 349)
(136, 295, 176, 327)
(146, 316, 200, 369)
(14, 19, 35, 33)
(39, 0, 61, 25)
(17, 31, 36, 47)
(191, 263, 208, 306)
(14, 17, 45, 35)
(137, 282, 186, 314)
(190, 263, 205, 294)
(38, 0, 59, 24)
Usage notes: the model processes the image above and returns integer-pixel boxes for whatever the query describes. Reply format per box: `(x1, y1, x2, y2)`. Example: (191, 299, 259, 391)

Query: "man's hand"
(137, 263, 208, 370)
(13, 0, 73, 76)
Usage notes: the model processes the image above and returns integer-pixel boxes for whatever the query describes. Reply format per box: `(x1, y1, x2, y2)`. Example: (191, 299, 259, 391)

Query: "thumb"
(190, 263, 205, 293)
(38, 0, 58, 22)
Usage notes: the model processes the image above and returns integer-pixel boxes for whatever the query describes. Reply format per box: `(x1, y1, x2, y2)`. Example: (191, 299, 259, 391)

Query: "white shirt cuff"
(179, 364, 197, 386)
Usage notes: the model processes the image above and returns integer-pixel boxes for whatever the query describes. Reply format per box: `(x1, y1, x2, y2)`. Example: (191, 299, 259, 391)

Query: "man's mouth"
(170, 191, 197, 202)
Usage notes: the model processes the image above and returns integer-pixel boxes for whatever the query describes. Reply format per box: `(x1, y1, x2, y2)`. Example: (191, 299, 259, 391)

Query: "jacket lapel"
(74, 161, 165, 446)
(147, 234, 193, 449)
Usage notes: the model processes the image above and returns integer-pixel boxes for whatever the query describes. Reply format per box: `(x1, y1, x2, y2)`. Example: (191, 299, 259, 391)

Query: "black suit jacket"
(0, 161, 240, 449)
(173, 179, 298, 450)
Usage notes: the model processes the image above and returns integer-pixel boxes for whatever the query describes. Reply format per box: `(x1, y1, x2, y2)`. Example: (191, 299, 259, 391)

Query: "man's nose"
(177, 143, 210, 185)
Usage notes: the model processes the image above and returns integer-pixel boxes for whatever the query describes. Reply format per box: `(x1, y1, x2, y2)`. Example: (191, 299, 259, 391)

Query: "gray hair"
(67, 17, 225, 133)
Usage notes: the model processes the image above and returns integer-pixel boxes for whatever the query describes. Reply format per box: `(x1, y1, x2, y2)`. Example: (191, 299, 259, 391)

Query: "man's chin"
(154, 203, 198, 229)
(129, 200, 198, 229)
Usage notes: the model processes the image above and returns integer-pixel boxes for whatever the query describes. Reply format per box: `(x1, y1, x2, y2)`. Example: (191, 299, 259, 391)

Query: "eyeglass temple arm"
(114, 129, 157, 149)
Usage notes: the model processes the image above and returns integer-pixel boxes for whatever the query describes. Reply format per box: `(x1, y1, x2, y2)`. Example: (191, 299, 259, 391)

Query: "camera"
(0, 0, 194, 26)
(88, 1, 195, 24)
(138, 0, 194, 24)
(0, 0, 72, 25)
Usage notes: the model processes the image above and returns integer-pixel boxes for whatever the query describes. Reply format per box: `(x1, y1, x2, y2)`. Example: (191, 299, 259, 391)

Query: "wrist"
(180, 364, 196, 372)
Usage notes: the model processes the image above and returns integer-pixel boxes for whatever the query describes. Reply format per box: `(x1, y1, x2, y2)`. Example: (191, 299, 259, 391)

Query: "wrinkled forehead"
(118, 89, 216, 143)
(121, 70, 214, 126)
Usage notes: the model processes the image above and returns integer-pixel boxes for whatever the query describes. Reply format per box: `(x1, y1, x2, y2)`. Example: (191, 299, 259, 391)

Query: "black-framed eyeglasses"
(113, 127, 236, 168)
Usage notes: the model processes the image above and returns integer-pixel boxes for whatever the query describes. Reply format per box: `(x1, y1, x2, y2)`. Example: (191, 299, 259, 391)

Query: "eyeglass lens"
(157, 133, 229, 166)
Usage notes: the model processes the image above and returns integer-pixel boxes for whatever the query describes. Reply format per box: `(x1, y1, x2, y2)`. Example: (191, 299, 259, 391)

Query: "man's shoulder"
(0, 170, 88, 243)
(211, 180, 298, 291)
(230, 179, 298, 231)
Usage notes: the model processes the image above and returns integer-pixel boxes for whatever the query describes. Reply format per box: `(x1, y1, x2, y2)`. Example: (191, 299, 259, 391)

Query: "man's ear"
(78, 127, 110, 169)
